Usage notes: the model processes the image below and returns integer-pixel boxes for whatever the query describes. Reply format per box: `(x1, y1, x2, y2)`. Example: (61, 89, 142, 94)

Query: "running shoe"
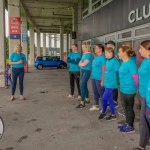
(85, 98, 90, 104)
(118, 111, 126, 117)
(77, 95, 81, 101)
(120, 125, 135, 133)
(146, 140, 150, 148)
(98, 113, 106, 120)
(114, 102, 119, 109)
(67, 94, 74, 99)
(76, 103, 85, 108)
(118, 123, 128, 129)
(106, 115, 117, 121)
(89, 105, 100, 111)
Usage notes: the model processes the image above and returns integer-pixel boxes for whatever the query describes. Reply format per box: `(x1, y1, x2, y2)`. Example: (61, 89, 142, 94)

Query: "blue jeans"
(80, 70, 91, 101)
(12, 68, 24, 95)
(92, 79, 104, 105)
(5, 75, 12, 86)
(102, 88, 115, 115)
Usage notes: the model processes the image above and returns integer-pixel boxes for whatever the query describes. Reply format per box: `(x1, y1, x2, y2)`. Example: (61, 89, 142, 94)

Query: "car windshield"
(36, 57, 42, 60)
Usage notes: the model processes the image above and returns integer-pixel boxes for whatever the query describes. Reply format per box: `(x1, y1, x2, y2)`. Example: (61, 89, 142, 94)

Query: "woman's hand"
(17, 60, 23, 64)
(100, 81, 104, 87)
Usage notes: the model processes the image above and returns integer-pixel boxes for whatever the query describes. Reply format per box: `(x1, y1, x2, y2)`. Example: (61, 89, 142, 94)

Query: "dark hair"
(120, 45, 136, 57)
(105, 47, 115, 56)
(105, 41, 116, 47)
(72, 43, 78, 48)
(141, 40, 150, 50)
(95, 44, 105, 53)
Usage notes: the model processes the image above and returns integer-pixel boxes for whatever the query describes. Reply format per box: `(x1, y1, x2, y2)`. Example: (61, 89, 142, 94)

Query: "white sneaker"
(89, 105, 100, 111)
(77, 95, 81, 101)
(67, 94, 74, 99)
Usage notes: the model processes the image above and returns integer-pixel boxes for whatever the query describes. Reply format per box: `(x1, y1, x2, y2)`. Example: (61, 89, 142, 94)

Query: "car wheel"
(37, 64, 43, 70)
(59, 64, 65, 69)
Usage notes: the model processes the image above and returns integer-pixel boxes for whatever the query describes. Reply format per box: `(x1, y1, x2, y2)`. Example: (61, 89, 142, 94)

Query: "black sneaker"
(146, 141, 150, 148)
(76, 103, 85, 108)
(98, 113, 106, 120)
(106, 115, 117, 121)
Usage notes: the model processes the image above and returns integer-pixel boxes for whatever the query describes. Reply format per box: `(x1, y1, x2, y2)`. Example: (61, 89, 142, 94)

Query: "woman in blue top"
(76, 43, 93, 108)
(118, 45, 138, 134)
(9, 44, 27, 101)
(89, 44, 106, 111)
(98, 47, 120, 121)
(134, 40, 150, 150)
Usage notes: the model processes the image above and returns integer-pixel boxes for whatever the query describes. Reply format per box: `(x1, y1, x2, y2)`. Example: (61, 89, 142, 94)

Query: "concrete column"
(60, 26, 64, 60)
(63, 34, 67, 53)
(21, 9, 28, 59)
(72, 6, 78, 44)
(69, 33, 72, 49)
(37, 32, 40, 56)
(54, 34, 57, 56)
(0, 0, 6, 87)
(29, 27, 35, 65)
(49, 34, 52, 56)
(67, 33, 69, 55)
(43, 33, 46, 56)
(8, 0, 20, 55)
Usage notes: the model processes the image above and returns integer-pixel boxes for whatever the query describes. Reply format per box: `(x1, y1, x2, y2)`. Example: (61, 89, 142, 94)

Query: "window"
(43, 57, 47, 61)
(83, 0, 89, 10)
(118, 31, 132, 40)
(105, 35, 116, 43)
(82, 9, 89, 17)
(103, 0, 109, 3)
(36, 57, 42, 60)
(92, 0, 102, 11)
(135, 26, 150, 37)
(92, 0, 98, 4)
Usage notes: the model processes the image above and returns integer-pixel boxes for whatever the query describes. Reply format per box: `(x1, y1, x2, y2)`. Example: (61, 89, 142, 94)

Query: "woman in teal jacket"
(134, 40, 150, 150)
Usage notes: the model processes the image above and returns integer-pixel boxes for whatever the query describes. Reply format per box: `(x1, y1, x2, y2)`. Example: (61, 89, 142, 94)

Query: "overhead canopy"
(6, 0, 78, 33)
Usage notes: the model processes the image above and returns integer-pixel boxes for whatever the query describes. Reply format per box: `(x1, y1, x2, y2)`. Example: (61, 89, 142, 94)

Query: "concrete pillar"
(49, 34, 52, 56)
(43, 33, 46, 56)
(37, 32, 40, 56)
(8, 0, 20, 55)
(0, 0, 6, 87)
(29, 27, 35, 65)
(72, 6, 78, 44)
(69, 33, 72, 49)
(60, 26, 64, 60)
(21, 9, 28, 59)
(67, 33, 69, 55)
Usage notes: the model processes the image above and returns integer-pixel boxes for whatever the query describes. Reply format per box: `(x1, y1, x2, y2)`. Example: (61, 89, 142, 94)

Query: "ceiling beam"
(20, 0, 39, 32)
(24, 0, 76, 6)
(31, 16, 72, 20)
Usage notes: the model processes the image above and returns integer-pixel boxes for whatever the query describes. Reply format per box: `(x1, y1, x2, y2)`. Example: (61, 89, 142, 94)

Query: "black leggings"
(139, 98, 150, 148)
(120, 92, 135, 127)
(113, 88, 118, 103)
(69, 72, 81, 96)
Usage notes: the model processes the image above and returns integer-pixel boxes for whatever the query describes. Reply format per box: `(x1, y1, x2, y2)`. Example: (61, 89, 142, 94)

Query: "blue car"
(35, 56, 67, 70)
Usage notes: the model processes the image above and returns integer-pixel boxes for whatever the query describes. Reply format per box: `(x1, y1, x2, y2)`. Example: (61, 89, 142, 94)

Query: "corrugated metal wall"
(80, 0, 150, 40)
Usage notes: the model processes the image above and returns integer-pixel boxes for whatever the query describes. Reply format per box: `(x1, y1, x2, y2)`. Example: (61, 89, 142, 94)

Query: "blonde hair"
(105, 47, 115, 56)
(82, 42, 91, 52)
(14, 44, 22, 52)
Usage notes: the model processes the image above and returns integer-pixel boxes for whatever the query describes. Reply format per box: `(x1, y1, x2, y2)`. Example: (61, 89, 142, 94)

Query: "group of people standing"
(67, 40, 150, 150)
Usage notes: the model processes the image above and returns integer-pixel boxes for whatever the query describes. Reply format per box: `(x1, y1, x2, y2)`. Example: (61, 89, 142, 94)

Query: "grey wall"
(80, 0, 150, 41)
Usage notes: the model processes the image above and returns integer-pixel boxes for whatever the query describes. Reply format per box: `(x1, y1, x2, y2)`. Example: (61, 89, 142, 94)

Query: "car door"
(51, 57, 59, 67)
(42, 56, 49, 67)
(46, 56, 55, 67)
